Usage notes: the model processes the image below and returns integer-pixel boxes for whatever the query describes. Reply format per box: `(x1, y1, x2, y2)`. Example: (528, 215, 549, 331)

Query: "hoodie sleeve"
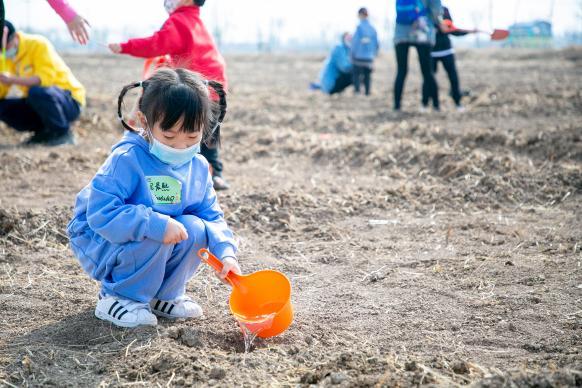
(351, 26, 362, 59)
(120, 17, 184, 58)
(46, 0, 77, 23)
(86, 151, 169, 244)
(30, 38, 58, 87)
(333, 45, 352, 73)
(185, 159, 237, 260)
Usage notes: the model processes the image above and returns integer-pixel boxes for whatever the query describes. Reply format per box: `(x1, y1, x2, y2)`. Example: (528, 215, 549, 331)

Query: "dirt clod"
(180, 328, 203, 348)
(452, 361, 470, 375)
(209, 367, 226, 380)
(405, 361, 419, 372)
(300, 371, 320, 384)
(0, 209, 16, 236)
(329, 371, 348, 384)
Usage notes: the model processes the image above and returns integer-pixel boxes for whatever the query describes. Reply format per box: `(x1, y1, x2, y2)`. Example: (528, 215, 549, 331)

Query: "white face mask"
(164, 0, 181, 14)
(145, 127, 201, 167)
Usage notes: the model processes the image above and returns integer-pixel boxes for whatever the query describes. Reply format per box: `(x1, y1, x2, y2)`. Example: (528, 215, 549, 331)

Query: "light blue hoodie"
(352, 19, 379, 62)
(319, 36, 352, 94)
(67, 131, 236, 263)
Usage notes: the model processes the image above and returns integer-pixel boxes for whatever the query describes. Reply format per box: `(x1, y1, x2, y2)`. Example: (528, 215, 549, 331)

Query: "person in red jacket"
(108, 0, 230, 190)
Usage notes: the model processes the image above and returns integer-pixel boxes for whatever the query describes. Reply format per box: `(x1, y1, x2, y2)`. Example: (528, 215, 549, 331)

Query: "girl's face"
(139, 112, 202, 149)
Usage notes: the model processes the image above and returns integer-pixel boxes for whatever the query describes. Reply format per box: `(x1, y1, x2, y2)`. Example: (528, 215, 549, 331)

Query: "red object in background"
(443, 18, 510, 41)
(443, 18, 456, 30)
(142, 56, 173, 80)
(120, 6, 228, 91)
(489, 29, 510, 41)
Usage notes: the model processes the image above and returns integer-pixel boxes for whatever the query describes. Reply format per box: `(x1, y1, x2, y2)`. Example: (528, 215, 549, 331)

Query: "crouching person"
(0, 20, 85, 146)
(311, 33, 353, 95)
(67, 68, 240, 327)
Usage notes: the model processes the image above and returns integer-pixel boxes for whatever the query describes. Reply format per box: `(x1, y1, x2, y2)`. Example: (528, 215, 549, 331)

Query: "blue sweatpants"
(0, 86, 80, 137)
(70, 215, 207, 303)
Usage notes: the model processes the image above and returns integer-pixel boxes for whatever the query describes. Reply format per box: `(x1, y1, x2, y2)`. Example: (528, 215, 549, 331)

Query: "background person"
(108, 0, 231, 191)
(393, 0, 444, 111)
(424, 6, 470, 111)
(68, 68, 240, 328)
(46, 0, 90, 45)
(351, 7, 379, 96)
(0, 20, 85, 146)
(310, 33, 353, 95)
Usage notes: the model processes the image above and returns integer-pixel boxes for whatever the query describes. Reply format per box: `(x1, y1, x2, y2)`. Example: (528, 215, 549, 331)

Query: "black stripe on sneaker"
(117, 309, 128, 320)
(161, 302, 169, 313)
(167, 304, 175, 315)
(154, 300, 161, 310)
(113, 305, 124, 318)
(108, 301, 119, 315)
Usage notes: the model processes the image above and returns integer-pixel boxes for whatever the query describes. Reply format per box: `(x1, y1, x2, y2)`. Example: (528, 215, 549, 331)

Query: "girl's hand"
(163, 218, 188, 244)
(217, 257, 241, 284)
(67, 15, 91, 45)
(108, 43, 122, 54)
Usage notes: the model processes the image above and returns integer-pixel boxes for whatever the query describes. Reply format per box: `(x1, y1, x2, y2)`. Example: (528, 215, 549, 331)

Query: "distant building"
(507, 20, 553, 48)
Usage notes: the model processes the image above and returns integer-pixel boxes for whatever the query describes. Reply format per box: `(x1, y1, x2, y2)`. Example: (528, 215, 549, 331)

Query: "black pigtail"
(117, 81, 145, 132)
(206, 80, 227, 147)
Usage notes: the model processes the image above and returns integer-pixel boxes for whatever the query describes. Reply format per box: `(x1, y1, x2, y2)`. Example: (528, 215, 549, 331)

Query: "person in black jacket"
(423, 6, 470, 111)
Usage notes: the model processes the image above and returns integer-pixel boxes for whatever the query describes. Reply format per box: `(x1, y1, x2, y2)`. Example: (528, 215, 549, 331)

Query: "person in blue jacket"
(351, 7, 379, 96)
(393, 0, 444, 111)
(311, 32, 353, 95)
(67, 68, 241, 328)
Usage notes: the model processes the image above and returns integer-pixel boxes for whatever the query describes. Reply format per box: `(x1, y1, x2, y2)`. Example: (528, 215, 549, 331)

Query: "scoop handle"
(198, 248, 224, 272)
(197, 248, 242, 287)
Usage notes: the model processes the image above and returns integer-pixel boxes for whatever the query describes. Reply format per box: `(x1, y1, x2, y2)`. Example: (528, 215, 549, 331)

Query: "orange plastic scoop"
(197, 248, 293, 338)
(444, 21, 510, 41)
(489, 29, 510, 41)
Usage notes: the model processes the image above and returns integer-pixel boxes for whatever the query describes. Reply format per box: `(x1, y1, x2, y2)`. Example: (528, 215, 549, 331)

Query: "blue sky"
(5, 0, 581, 45)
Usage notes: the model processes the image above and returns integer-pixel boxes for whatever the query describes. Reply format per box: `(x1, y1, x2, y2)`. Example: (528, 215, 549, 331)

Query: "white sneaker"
(419, 105, 429, 114)
(456, 105, 466, 113)
(150, 295, 203, 319)
(95, 294, 157, 328)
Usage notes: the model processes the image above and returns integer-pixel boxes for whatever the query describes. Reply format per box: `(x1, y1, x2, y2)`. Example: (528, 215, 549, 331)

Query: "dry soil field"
(0, 48, 581, 387)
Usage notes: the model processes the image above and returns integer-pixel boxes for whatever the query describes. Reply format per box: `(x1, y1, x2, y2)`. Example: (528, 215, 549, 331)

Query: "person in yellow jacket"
(0, 20, 85, 146)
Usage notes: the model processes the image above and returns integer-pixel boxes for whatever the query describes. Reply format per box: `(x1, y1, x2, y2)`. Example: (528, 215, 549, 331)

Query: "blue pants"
(0, 86, 80, 137)
(70, 215, 207, 303)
